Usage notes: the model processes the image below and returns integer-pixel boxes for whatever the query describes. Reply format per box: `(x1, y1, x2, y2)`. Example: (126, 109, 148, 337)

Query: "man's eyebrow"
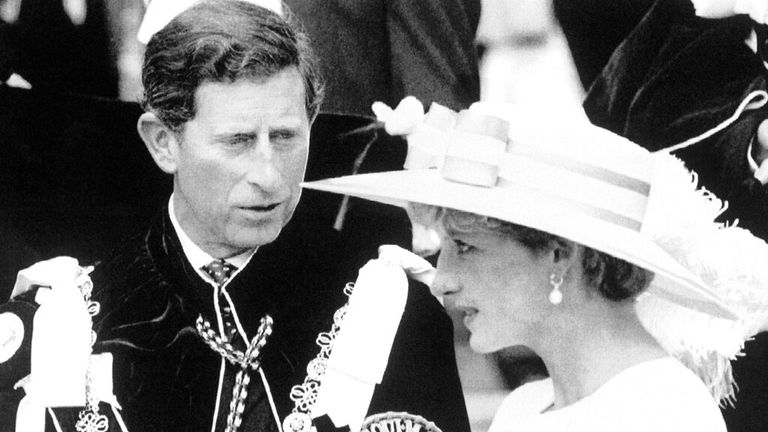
(269, 122, 304, 131)
(214, 131, 258, 141)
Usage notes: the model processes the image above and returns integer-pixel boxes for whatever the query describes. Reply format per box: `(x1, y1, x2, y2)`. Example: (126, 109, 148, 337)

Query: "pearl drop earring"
(548, 273, 563, 305)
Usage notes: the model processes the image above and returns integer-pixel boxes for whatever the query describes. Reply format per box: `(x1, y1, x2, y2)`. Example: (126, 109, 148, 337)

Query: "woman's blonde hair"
(410, 204, 655, 301)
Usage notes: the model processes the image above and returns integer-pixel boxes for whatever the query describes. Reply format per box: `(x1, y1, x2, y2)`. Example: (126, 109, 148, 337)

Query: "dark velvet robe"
(283, 0, 481, 115)
(584, 0, 768, 240)
(583, 1, 768, 430)
(0, 206, 470, 432)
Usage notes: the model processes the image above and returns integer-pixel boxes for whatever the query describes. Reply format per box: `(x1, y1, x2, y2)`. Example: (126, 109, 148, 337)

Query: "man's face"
(171, 68, 310, 257)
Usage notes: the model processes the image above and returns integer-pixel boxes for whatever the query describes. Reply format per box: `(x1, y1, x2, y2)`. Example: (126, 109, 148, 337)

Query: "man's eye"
(454, 239, 475, 255)
(222, 136, 252, 147)
(225, 139, 248, 147)
(271, 130, 296, 141)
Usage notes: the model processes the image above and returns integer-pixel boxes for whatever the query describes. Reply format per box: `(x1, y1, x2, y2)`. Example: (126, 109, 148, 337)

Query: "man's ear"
(137, 112, 181, 174)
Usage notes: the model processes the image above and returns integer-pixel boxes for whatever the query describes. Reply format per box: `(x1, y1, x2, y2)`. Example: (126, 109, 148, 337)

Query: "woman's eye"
(454, 239, 475, 255)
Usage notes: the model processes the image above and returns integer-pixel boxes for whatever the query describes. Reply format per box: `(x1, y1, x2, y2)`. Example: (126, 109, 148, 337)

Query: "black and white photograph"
(1, 1, 768, 431)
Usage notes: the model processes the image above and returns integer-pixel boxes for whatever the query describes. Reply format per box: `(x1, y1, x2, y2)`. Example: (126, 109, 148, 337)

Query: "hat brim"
(302, 168, 737, 320)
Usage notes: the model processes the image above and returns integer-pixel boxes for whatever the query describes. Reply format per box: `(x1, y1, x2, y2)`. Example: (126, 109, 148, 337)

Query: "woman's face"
(432, 226, 553, 353)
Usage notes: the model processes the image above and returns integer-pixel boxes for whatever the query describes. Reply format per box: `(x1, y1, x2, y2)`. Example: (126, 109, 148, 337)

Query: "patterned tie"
(202, 259, 239, 341)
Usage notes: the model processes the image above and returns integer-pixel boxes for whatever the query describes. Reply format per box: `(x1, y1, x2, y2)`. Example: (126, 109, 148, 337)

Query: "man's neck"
(168, 195, 256, 272)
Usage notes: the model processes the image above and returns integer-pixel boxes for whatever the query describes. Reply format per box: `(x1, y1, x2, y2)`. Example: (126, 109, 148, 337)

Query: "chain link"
(283, 283, 355, 432)
(74, 265, 109, 432)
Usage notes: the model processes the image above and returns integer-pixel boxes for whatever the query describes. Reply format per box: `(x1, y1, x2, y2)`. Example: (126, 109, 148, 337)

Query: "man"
(0, 1, 470, 431)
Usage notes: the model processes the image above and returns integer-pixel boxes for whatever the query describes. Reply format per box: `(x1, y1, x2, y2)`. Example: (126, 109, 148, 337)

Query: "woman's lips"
(459, 307, 478, 329)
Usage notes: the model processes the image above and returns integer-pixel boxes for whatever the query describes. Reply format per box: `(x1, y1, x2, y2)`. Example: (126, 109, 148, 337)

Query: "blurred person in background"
(0, 0, 118, 97)
(283, 0, 481, 115)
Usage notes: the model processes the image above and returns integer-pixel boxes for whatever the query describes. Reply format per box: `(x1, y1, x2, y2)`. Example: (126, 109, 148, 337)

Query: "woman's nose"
(431, 253, 461, 297)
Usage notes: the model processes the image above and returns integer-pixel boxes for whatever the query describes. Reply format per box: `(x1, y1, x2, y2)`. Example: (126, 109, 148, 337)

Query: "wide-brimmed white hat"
(303, 103, 739, 320)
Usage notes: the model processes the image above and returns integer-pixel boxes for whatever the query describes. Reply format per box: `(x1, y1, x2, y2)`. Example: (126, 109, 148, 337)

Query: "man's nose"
(244, 141, 282, 191)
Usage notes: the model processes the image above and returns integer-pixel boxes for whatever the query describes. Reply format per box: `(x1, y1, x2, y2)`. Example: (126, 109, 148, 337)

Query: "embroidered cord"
(196, 317, 247, 365)
(195, 314, 273, 432)
(258, 367, 283, 432)
(333, 134, 378, 231)
(283, 283, 354, 432)
(662, 90, 768, 153)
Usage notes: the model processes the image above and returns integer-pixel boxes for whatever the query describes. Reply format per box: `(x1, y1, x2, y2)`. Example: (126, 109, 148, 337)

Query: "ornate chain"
(283, 283, 354, 432)
(195, 314, 273, 432)
(74, 265, 109, 432)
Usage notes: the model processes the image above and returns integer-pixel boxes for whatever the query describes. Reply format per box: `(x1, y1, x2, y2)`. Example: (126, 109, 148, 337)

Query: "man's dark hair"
(141, 0, 323, 131)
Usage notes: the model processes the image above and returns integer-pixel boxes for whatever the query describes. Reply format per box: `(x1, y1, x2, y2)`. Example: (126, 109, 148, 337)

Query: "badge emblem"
(360, 412, 442, 432)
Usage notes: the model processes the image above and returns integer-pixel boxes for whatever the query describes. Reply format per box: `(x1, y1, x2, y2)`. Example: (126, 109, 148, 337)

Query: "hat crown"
(453, 110, 509, 142)
(428, 109, 654, 233)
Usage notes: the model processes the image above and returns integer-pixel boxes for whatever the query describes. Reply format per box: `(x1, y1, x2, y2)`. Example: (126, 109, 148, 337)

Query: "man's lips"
(238, 203, 280, 212)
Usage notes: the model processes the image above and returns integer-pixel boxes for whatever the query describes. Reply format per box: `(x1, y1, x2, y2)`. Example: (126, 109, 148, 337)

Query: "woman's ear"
(137, 112, 180, 174)
(549, 238, 579, 278)
(552, 238, 576, 263)
(546, 239, 581, 305)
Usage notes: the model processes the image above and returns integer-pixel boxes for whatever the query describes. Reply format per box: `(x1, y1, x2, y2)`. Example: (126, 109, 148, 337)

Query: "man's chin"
(229, 221, 284, 250)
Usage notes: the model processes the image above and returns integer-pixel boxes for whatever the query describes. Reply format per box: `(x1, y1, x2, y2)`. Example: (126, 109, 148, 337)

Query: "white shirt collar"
(168, 195, 256, 285)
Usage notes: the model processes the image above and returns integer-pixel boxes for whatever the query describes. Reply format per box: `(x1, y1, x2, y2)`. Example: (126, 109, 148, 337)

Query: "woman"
(303, 102, 768, 431)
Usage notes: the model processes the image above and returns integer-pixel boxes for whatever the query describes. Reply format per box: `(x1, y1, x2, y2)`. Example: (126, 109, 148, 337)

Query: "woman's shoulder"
(488, 378, 554, 432)
(488, 358, 726, 432)
(590, 357, 727, 431)
(604, 357, 718, 402)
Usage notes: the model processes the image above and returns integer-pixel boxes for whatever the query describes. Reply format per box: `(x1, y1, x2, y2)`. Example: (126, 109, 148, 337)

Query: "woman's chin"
(468, 334, 498, 354)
